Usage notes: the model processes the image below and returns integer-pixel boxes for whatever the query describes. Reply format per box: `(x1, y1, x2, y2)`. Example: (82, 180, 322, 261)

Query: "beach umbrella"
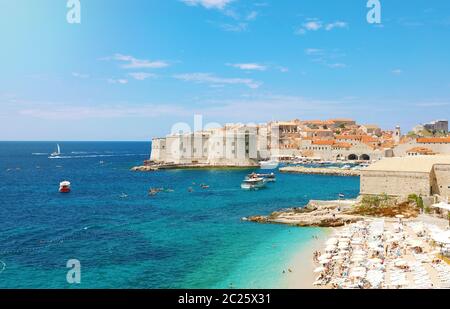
(314, 266, 326, 273)
(394, 259, 407, 267)
(338, 242, 349, 248)
(349, 267, 366, 278)
(351, 256, 366, 263)
(319, 253, 332, 259)
(326, 238, 338, 245)
(325, 246, 336, 252)
(432, 231, 450, 245)
(431, 201, 450, 211)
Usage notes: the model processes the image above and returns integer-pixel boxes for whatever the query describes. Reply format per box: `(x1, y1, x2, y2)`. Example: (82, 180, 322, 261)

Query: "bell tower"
(394, 125, 401, 144)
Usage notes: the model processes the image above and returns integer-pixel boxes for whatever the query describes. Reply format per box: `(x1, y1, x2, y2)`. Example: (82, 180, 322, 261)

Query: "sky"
(0, 0, 449, 141)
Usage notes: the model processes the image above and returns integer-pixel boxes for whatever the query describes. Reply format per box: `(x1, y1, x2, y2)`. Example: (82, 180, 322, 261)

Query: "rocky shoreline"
(244, 200, 365, 227)
(131, 163, 258, 172)
(279, 166, 361, 177)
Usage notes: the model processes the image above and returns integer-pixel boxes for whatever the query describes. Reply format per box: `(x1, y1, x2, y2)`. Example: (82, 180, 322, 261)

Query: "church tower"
(394, 125, 401, 144)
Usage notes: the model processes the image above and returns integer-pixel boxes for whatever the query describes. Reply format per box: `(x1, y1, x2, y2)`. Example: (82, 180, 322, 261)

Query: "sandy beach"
(309, 215, 450, 289)
(277, 228, 334, 289)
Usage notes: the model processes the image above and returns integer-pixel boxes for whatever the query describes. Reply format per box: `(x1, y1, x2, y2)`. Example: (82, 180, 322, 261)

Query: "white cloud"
(227, 63, 267, 71)
(173, 73, 261, 89)
(391, 69, 403, 75)
(105, 54, 169, 69)
(325, 21, 348, 31)
(72, 72, 90, 79)
(128, 72, 157, 80)
(277, 66, 289, 73)
(296, 19, 348, 35)
(305, 48, 324, 56)
(327, 63, 347, 69)
(181, 0, 233, 10)
(18, 103, 189, 120)
(246, 11, 258, 21)
(305, 49, 347, 69)
(107, 78, 128, 84)
(220, 22, 248, 32)
(304, 20, 322, 31)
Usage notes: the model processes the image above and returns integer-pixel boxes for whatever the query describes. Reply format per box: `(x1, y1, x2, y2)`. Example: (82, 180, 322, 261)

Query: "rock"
(245, 199, 364, 228)
(245, 216, 269, 223)
(130, 166, 158, 172)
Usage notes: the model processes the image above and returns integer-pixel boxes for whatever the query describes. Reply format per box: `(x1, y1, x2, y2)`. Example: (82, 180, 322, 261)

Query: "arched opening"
(348, 154, 358, 160)
(359, 154, 370, 161)
(336, 154, 344, 161)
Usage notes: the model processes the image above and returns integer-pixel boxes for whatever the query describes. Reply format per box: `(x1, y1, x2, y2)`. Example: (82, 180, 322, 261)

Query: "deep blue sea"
(0, 142, 359, 288)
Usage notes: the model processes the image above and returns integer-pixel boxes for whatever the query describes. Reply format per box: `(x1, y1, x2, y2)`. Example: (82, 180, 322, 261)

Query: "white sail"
(57, 144, 61, 155)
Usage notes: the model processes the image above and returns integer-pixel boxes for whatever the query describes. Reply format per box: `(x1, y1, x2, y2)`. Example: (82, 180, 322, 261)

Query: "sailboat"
(51, 144, 61, 157)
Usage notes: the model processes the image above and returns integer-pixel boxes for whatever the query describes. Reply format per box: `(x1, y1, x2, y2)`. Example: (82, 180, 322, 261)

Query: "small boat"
(148, 188, 163, 196)
(59, 181, 71, 193)
(119, 193, 128, 198)
(241, 177, 266, 190)
(259, 158, 279, 170)
(247, 172, 276, 182)
(51, 144, 61, 157)
(200, 184, 210, 189)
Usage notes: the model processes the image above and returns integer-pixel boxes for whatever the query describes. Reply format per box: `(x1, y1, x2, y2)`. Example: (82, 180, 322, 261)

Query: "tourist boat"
(51, 144, 61, 157)
(241, 177, 266, 190)
(259, 157, 279, 170)
(59, 181, 71, 193)
(247, 172, 276, 182)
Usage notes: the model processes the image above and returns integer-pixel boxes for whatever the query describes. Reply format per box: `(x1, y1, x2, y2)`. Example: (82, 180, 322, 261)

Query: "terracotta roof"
(312, 140, 335, 146)
(361, 136, 378, 143)
(417, 137, 450, 144)
(333, 142, 352, 149)
(301, 120, 334, 125)
(335, 135, 372, 141)
(406, 147, 435, 154)
(304, 128, 333, 132)
(381, 141, 395, 148)
(362, 124, 380, 129)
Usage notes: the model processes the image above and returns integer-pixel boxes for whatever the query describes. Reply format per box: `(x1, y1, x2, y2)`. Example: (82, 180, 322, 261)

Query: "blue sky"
(0, 0, 449, 141)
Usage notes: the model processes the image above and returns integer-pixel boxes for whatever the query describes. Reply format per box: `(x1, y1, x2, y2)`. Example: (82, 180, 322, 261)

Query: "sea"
(0, 142, 359, 288)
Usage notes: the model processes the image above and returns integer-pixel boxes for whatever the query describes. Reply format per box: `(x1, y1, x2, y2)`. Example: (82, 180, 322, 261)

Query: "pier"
(279, 166, 361, 177)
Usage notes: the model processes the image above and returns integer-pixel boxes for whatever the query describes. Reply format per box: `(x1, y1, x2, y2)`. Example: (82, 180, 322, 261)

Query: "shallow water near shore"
(0, 142, 359, 288)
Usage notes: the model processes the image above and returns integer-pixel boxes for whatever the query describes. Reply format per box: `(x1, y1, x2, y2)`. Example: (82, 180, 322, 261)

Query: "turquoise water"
(0, 142, 359, 288)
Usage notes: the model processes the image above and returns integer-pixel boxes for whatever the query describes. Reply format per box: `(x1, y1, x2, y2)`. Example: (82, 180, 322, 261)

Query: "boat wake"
(48, 153, 148, 159)
(0, 260, 5, 274)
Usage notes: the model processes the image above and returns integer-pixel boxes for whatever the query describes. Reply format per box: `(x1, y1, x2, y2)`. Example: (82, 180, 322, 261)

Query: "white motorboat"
(247, 172, 276, 182)
(259, 158, 279, 170)
(241, 177, 266, 190)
